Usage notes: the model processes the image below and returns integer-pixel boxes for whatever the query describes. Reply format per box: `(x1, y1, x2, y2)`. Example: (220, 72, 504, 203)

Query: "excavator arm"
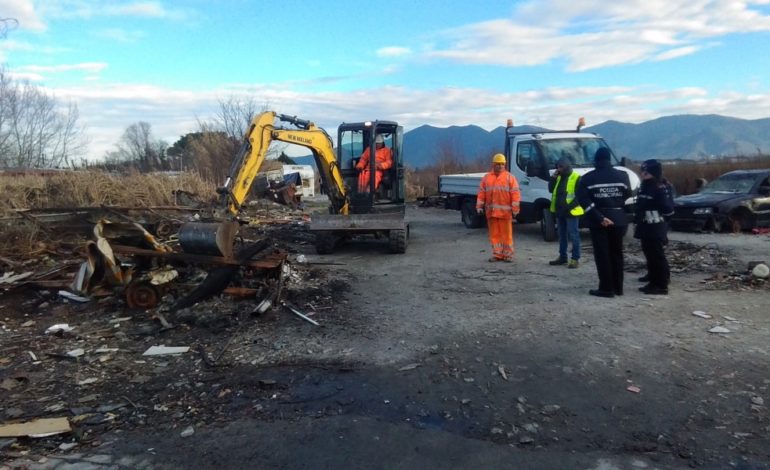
(179, 111, 348, 258)
(217, 111, 348, 217)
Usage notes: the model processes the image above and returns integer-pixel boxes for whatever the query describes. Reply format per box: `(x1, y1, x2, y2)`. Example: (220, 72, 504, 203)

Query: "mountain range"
(293, 114, 770, 169)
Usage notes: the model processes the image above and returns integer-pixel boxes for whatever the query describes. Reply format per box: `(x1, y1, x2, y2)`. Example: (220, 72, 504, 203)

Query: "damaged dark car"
(671, 169, 770, 232)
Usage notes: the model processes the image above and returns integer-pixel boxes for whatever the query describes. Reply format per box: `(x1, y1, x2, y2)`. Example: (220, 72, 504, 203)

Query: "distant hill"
(402, 124, 501, 168)
(587, 115, 770, 160)
(293, 114, 770, 169)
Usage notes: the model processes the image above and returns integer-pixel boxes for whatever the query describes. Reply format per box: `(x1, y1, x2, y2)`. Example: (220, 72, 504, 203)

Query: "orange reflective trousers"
(357, 169, 383, 193)
(487, 217, 514, 260)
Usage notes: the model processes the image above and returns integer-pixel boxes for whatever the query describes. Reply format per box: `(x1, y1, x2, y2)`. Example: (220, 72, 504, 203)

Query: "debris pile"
(623, 240, 770, 290)
(659, 241, 732, 274)
(0, 252, 347, 458)
(699, 261, 770, 291)
(0, 185, 357, 457)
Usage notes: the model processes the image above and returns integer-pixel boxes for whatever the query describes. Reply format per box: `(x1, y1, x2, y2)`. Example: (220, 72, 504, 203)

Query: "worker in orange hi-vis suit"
(356, 134, 393, 193)
(476, 153, 521, 262)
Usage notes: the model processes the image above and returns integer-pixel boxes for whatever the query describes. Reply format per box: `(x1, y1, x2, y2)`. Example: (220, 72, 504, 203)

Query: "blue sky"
(3, 0, 770, 160)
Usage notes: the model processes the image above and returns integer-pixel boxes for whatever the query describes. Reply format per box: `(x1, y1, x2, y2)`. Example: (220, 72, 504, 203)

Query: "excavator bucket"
(178, 221, 239, 259)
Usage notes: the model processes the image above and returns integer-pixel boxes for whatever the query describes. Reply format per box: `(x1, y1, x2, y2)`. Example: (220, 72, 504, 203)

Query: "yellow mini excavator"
(177, 111, 408, 257)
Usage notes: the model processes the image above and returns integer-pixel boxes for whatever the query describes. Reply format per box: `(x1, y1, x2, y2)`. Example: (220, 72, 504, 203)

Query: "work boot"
(568, 259, 579, 269)
(640, 284, 668, 295)
(589, 289, 614, 298)
(549, 257, 568, 266)
(638, 274, 649, 282)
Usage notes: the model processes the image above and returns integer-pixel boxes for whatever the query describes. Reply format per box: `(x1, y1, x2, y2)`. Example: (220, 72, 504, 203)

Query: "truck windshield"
(535, 138, 615, 169)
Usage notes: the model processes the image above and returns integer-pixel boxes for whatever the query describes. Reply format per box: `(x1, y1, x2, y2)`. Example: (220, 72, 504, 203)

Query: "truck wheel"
(461, 199, 485, 229)
(388, 229, 407, 254)
(315, 233, 337, 254)
(541, 208, 557, 242)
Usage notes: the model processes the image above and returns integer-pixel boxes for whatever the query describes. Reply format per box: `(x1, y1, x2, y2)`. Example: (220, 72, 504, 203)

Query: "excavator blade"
(178, 221, 239, 259)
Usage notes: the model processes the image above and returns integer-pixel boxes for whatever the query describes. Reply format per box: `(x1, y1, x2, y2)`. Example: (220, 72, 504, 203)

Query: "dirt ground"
(1, 205, 769, 469)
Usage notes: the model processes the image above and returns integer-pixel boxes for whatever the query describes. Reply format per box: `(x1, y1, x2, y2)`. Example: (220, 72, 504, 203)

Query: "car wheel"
(710, 217, 723, 233)
(728, 209, 754, 233)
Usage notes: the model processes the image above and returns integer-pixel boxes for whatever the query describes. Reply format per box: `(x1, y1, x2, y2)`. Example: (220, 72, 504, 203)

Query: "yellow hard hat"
(492, 153, 506, 164)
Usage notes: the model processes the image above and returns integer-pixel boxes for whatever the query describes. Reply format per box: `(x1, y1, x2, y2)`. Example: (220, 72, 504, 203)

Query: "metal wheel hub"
(126, 281, 162, 309)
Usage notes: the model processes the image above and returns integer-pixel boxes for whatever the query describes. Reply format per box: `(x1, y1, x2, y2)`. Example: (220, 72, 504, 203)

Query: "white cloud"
(427, 0, 770, 71)
(654, 46, 701, 61)
(45, 81, 770, 161)
(0, 0, 45, 31)
(17, 62, 108, 74)
(376, 46, 412, 58)
(107, 2, 166, 17)
(7, 71, 45, 82)
(0, 39, 36, 53)
(38, 1, 190, 21)
(7, 62, 107, 82)
(0, 39, 26, 63)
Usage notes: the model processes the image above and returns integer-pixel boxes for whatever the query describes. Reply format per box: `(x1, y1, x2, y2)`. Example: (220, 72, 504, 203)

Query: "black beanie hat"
(641, 159, 662, 179)
(594, 147, 611, 163)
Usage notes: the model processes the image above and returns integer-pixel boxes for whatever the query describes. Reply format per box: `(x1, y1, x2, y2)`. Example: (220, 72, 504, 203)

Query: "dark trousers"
(641, 238, 670, 289)
(557, 216, 580, 261)
(589, 225, 627, 294)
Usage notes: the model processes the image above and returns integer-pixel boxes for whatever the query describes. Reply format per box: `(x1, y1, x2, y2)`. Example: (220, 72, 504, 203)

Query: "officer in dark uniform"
(577, 147, 632, 298)
(634, 159, 674, 295)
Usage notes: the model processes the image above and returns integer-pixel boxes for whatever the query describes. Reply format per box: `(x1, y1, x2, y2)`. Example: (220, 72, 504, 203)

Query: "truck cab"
(439, 120, 640, 241)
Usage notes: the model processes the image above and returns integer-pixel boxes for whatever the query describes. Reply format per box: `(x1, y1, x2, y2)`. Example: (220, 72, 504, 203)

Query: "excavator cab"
(338, 121, 405, 211)
(309, 120, 409, 254)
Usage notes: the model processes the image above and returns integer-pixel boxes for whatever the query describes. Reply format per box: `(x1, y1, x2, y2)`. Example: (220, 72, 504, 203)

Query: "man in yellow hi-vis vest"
(548, 157, 584, 268)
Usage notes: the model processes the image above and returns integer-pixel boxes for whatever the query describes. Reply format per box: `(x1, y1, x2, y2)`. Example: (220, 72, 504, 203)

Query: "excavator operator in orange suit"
(356, 134, 393, 193)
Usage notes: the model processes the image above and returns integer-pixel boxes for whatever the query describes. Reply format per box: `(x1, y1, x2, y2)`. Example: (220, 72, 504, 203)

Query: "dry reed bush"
(0, 171, 216, 216)
(0, 222, 45, 259)
(407, 161, 487, 199)
(0, 170, 216, 260)
(2, 175, 47, 212)
(403, 168, 425, 201)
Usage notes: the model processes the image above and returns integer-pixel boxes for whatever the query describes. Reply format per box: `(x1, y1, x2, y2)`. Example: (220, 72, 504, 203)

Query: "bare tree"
(0, 71, 12, 165)
(108, 121, 169, 172)
(0, 68, 87, 168)
(215, 96, 263, 139)
(208, 96, 287, 161)
(164, 97, 292, 181)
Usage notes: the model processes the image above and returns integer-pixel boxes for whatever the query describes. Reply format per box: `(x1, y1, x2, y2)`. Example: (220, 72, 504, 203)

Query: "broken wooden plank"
(0, 418, 71, 438)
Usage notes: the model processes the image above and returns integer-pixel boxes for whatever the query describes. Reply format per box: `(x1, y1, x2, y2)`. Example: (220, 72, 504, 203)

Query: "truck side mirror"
(620, 156, 628, 167)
